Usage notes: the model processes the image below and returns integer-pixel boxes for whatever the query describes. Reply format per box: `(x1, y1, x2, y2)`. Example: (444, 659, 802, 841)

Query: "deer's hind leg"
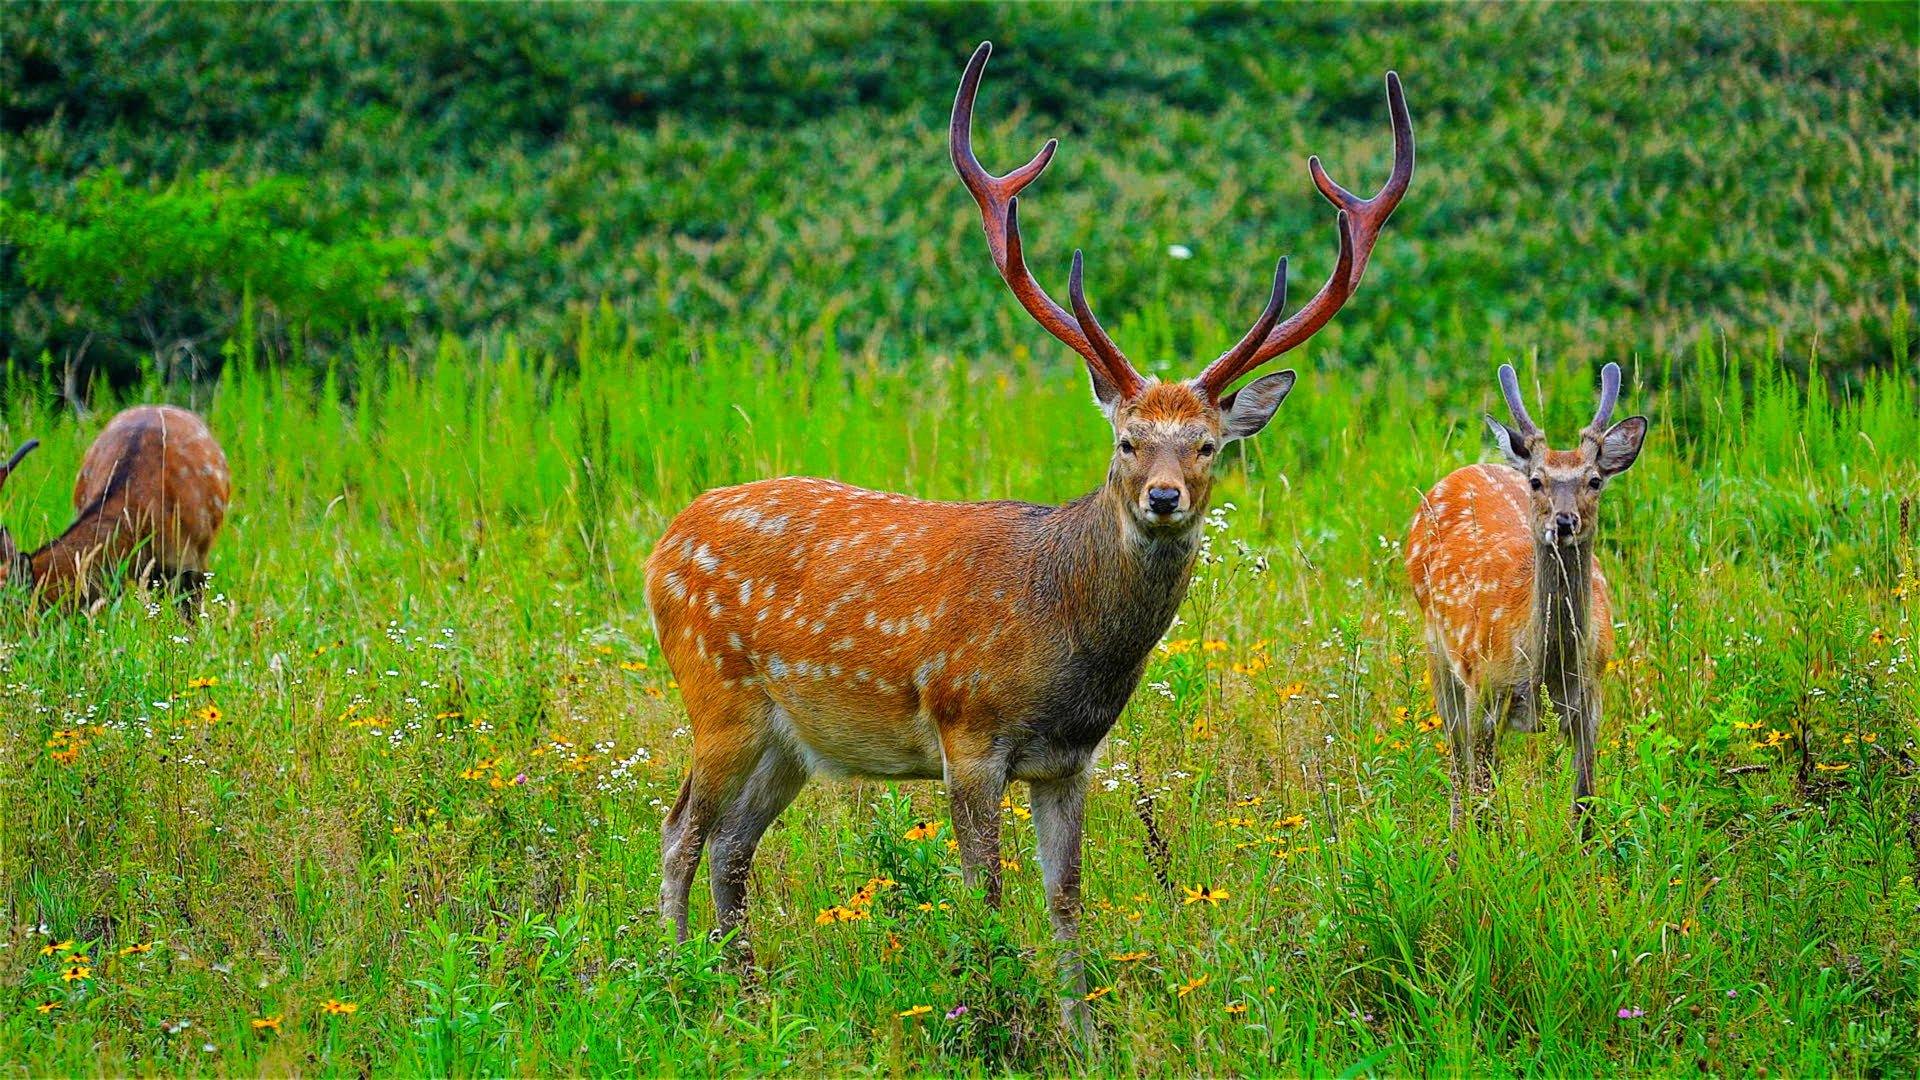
(708, 735, 808, 960)
(661, 690, 774, 945)
(1429, 650, 1471, 831)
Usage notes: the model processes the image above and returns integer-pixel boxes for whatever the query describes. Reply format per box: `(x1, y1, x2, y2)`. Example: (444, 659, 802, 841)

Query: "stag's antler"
(1193, 72, 1414, 401)
(951, 42, 1149, 401)
(1497, 363, 1540, 436)
(1587, 362, 1622, 433)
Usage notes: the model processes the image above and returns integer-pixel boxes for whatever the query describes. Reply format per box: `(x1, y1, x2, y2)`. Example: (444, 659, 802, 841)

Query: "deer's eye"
(1119, 439, 1136, 455)
(1588, 476, 1603, 490)
(1198, 442, 1217, 457)
(1528, 476, 1543, 491)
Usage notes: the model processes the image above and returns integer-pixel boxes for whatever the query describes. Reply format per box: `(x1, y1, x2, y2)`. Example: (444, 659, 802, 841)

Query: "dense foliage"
(0, 3, 1915, 1075)
(2, 2, 1914, 388)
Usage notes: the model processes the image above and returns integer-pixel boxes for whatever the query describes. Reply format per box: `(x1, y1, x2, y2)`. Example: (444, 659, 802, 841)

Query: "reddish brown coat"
(1406, 462, 1614, 691)
(12, 405, 230, 605)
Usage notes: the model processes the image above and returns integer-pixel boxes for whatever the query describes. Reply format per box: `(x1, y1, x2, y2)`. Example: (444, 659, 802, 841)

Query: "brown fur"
(1405, 373, 1646, 832)
(1, 406, 230, 611)
(644, 372, 1296, 984)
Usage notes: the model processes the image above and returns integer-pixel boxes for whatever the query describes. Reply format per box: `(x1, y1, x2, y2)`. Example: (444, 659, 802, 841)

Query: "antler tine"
(0, 438, 39, 484)
(1590, 362, 1622, 431)
(951, 41, 1148, 399)
(1194, 71, 1414, 399)
(1497, 363, 1540, 435)
(1196, 258, 1290, 399)
(1067, 249, 1134, 381)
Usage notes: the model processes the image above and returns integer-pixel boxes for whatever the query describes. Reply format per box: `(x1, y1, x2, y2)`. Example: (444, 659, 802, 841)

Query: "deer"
(644, 41, 1412, 1016)
(1405, 363, 1647, 835)
(0, 405, 231, 615)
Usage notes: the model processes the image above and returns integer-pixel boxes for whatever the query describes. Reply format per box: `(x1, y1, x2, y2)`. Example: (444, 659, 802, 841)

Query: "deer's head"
(1486, 363, 1647, 548)
(0, 439, 40, 585)
(951, 43, 1412, 534)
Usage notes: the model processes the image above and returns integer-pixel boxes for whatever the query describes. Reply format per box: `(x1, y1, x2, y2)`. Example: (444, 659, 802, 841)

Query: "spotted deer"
(644, 40, 1413, 1004)
(0, 405, 231, 614)
(1406, 363, 1647, 832)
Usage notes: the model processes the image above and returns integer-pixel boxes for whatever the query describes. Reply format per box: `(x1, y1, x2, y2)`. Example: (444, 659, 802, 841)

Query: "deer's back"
(646, 477, 1068, 777)
(1405, 464, 1612, 689)
(74, 405, 229, 569)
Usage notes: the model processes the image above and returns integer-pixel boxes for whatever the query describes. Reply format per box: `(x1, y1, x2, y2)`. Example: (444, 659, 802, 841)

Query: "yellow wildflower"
(188, 676, 218, 689)
(251, 1015, 282, 1032)
(35, 1001, 60, 1014)
(1084, 985, 1114, 1001)
(320, 999, 358, 1015)
(1279, 682, 1305, 699)
(904, 820, 942, 842)
(1275, 814, 1306, 829)
(39, 940, 73, 957)
(1814, 762, 1851, 772)
(61, 965, 90, 982)
(1183, 884, 1228, 906)
(1110, 950, 1149, 962)
(897, 1004, 933, 1019)
(1175, 974, 1209, 997)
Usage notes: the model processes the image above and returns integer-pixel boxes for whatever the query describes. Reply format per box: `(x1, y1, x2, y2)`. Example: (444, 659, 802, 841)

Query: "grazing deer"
(0, 405, 231, 614)
(1405, 363, 1647, 832)
(644, 39, 1413, 1005)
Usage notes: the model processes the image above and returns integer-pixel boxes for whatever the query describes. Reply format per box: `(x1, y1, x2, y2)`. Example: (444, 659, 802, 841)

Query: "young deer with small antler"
(1406, 364, 1647, 832)
(1, 405, 231, 614)
(645, 41, 1413, 1003)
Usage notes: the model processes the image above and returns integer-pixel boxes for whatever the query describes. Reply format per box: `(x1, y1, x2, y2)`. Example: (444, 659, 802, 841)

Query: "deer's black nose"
(1147, 487, 1182, 515)
(1554, 511, 1579, 535)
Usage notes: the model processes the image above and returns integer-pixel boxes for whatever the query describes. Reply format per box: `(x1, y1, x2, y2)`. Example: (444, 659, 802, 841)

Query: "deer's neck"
(1030, 485, 1200, 660)
(1531, 537, 1594, 690)
(20, 498, 125, 599)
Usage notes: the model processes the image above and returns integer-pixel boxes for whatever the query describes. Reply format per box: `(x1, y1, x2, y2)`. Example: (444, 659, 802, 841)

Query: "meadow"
(2, 326, 1915, 1075)
(2, 2, 1917, 1077)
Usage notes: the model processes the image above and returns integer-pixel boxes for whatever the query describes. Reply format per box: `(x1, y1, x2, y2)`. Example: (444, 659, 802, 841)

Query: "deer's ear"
(1485, 413, 1531, 470)
(1219, 370, 1295, 443)
(1595, 416, 1647, 476)
(1085, 359, 1125, 418)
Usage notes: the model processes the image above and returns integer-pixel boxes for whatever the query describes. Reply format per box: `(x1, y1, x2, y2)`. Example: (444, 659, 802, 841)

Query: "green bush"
(0, 2, 1912, 390)
(3, 171, 419, 386)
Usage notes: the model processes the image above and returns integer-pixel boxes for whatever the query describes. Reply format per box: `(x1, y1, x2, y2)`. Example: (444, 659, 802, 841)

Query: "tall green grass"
(1, 315, 1913, 1074)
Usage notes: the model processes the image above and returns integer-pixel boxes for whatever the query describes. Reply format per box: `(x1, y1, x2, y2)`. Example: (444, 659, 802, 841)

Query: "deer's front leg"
(1031, 770, 1091, 1035)
(1567, 684, 1600, 838)
(946, 752, 1007, 907)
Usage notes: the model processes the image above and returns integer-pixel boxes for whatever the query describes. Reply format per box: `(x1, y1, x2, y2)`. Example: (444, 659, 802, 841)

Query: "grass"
(1, 314, 1915, 1074)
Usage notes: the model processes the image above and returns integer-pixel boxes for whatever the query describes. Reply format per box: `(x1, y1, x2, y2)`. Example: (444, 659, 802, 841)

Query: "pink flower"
(1616, 1006, 1645, 1019)
(511, 773, 529, 786)
(945, 1005, 968, 1020)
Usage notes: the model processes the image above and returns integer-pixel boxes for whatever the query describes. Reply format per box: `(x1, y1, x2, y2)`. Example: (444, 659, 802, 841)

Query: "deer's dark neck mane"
(1532, 537, 1595, 693)
(1029, 484, 1200, 662)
